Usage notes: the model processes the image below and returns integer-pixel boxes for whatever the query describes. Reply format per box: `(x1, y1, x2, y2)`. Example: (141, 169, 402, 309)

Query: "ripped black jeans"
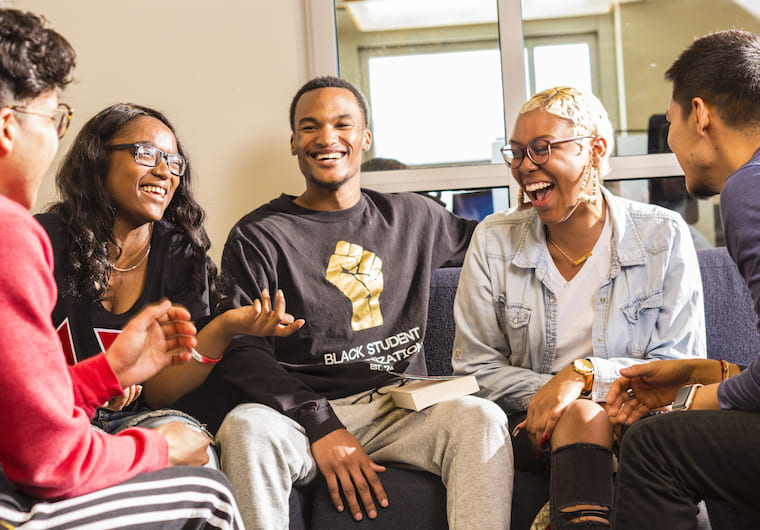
(509, 413, 613, 529)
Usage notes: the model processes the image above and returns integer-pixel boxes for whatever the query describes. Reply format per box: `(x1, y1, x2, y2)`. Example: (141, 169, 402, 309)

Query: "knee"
(434, 395, 509, 434)
(217, 403, 293, 448)
(552, 400, 612, 448)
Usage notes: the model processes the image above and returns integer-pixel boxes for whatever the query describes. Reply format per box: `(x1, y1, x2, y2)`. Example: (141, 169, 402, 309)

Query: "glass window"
(368, 49, 505, 166)
(529, 40, 594, 95)
(305, 0, 759, 243)
(426, 187, 510, 221)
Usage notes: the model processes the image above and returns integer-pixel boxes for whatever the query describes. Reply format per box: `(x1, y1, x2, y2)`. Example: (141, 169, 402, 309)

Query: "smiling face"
(104, 116, 180, 228)
(510, 108, 597, 225)
(290, 87, 371, 193)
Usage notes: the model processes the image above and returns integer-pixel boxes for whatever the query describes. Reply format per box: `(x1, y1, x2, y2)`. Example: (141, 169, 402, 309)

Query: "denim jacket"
(452, 188, 706, 413)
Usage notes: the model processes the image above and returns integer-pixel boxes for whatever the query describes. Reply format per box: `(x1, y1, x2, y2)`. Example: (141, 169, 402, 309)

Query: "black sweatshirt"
(179, 190, 476, 441)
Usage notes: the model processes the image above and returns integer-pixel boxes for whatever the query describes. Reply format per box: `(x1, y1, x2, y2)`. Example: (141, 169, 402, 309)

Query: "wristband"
(190, 348, 222, 365)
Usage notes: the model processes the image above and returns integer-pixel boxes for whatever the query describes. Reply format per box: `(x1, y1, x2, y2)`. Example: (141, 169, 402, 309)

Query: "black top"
(178, 190, 476, 441)
(35, 213, 211, 364)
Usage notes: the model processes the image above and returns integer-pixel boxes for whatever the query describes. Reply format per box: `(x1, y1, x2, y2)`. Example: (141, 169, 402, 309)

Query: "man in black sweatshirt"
(180, 76, 513, 530)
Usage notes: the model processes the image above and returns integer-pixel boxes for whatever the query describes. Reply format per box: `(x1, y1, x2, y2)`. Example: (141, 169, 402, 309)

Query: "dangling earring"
(578, 165, 599, 205)
(518, 188, 533, 210)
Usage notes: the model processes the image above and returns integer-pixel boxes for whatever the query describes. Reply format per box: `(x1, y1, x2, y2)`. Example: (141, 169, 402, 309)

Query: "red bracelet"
(719, 359, 729, 380)
(191, 348, 222, 365)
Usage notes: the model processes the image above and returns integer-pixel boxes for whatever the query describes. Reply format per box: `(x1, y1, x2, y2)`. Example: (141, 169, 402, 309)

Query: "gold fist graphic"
(326, 241, 384, 331)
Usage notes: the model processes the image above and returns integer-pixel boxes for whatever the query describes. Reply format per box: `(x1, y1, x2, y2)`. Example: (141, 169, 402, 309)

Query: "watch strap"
(673, 383, 703, 410)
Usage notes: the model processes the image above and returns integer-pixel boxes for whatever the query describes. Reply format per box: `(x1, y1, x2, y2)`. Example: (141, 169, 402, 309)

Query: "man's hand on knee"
(311, 428, 389, 520)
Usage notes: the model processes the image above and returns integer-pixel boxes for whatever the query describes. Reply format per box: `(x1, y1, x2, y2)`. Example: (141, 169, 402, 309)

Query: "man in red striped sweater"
(0, 8, 243, 529)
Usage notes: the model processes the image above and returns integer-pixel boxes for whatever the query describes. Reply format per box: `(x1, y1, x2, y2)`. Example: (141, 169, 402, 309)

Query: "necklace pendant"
(572, 252, 592, 266)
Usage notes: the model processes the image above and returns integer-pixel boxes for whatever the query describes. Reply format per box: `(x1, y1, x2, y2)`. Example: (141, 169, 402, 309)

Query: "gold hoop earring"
(578, 165, 599, 205)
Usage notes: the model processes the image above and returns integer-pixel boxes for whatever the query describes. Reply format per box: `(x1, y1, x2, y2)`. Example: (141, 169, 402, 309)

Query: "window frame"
(302, 0, 684, 206)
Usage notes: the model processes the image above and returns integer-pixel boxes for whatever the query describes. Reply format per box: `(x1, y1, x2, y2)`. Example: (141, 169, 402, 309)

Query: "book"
(389, 375, 479, 411)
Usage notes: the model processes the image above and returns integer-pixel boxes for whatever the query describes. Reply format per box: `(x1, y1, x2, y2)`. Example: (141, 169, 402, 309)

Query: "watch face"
(673, 385, 692, 409)
(574, 359, 592, 374)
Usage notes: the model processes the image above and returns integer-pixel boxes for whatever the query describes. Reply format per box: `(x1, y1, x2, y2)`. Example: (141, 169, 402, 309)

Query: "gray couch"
(290, 247, 760, 529)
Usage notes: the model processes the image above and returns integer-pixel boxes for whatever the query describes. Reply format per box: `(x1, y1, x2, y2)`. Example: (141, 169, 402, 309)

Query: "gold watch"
(573, 358, 594, 396)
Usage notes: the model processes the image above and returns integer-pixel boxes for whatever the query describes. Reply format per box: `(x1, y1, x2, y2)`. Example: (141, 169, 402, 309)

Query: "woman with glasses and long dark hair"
(36, 103, 303, 465)
(451, 87, 706, 529)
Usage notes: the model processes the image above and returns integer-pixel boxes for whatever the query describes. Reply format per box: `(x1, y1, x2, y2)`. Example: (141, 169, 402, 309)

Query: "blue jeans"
(92, 407, 220, 469)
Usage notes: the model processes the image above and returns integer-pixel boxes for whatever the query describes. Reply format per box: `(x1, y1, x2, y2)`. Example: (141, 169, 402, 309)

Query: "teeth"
(525, 182, 551, 192)
(315, 152, 343, 160)
(141, 185, 166, 197)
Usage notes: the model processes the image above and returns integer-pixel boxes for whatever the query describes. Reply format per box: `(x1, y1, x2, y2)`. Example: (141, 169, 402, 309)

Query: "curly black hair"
(46, 103, 218, 307)
(0, 9, 75, 106)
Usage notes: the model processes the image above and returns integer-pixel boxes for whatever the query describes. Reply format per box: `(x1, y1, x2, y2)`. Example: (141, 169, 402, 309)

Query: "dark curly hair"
(289, 76, 370, 131)
(46, 103, 218, 307)
(0, 9, 75, 106)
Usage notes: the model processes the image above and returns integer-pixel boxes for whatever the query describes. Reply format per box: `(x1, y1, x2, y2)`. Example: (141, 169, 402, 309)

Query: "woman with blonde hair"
(452, 86, 706, 528)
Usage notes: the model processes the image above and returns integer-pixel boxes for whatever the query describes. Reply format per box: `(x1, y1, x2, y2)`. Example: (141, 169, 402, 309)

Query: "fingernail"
(369, 509, 377, 518)
(381, 498, 389, 507)
(354, 512, 363, 521)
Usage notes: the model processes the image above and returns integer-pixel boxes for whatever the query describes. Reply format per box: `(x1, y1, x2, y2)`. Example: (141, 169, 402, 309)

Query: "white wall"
(14, 0, 311, 264)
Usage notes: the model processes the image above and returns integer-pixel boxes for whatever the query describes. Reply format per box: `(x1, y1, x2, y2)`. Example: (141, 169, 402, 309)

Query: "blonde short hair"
(520, 86, 614, 176)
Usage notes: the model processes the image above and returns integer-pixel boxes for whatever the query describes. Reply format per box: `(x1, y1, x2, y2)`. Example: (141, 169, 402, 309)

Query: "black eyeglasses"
(500, 135, 594, 169)
(107, 143, 188, 177)
(8, 103, 73, 139)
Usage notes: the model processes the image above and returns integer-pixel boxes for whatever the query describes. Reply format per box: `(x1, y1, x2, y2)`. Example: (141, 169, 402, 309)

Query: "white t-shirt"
(546, 212, 612, 373)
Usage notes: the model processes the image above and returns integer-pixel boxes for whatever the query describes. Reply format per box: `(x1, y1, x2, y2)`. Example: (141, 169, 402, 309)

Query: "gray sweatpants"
(216, 389, 514, 530)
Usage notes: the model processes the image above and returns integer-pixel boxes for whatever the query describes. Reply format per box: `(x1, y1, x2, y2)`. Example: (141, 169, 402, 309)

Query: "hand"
(519, 365, 586, 452)
(224, 289, 305, 338)
(103, 384, 142, 411)
(153, 421, 211, 466)
(105, 299, 197, 388)
(311, 428, 388, 521)
(606, 359, 693, 424)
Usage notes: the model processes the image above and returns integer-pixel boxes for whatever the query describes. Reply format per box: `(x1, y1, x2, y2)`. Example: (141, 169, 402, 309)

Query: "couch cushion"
(698, 247, 760, 365)
(308, 467, 447, 529)
(424, 267, 459, 376)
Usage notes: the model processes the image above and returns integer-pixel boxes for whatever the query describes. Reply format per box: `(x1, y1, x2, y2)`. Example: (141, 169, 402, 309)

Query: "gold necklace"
(546, 234, 592, 266)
